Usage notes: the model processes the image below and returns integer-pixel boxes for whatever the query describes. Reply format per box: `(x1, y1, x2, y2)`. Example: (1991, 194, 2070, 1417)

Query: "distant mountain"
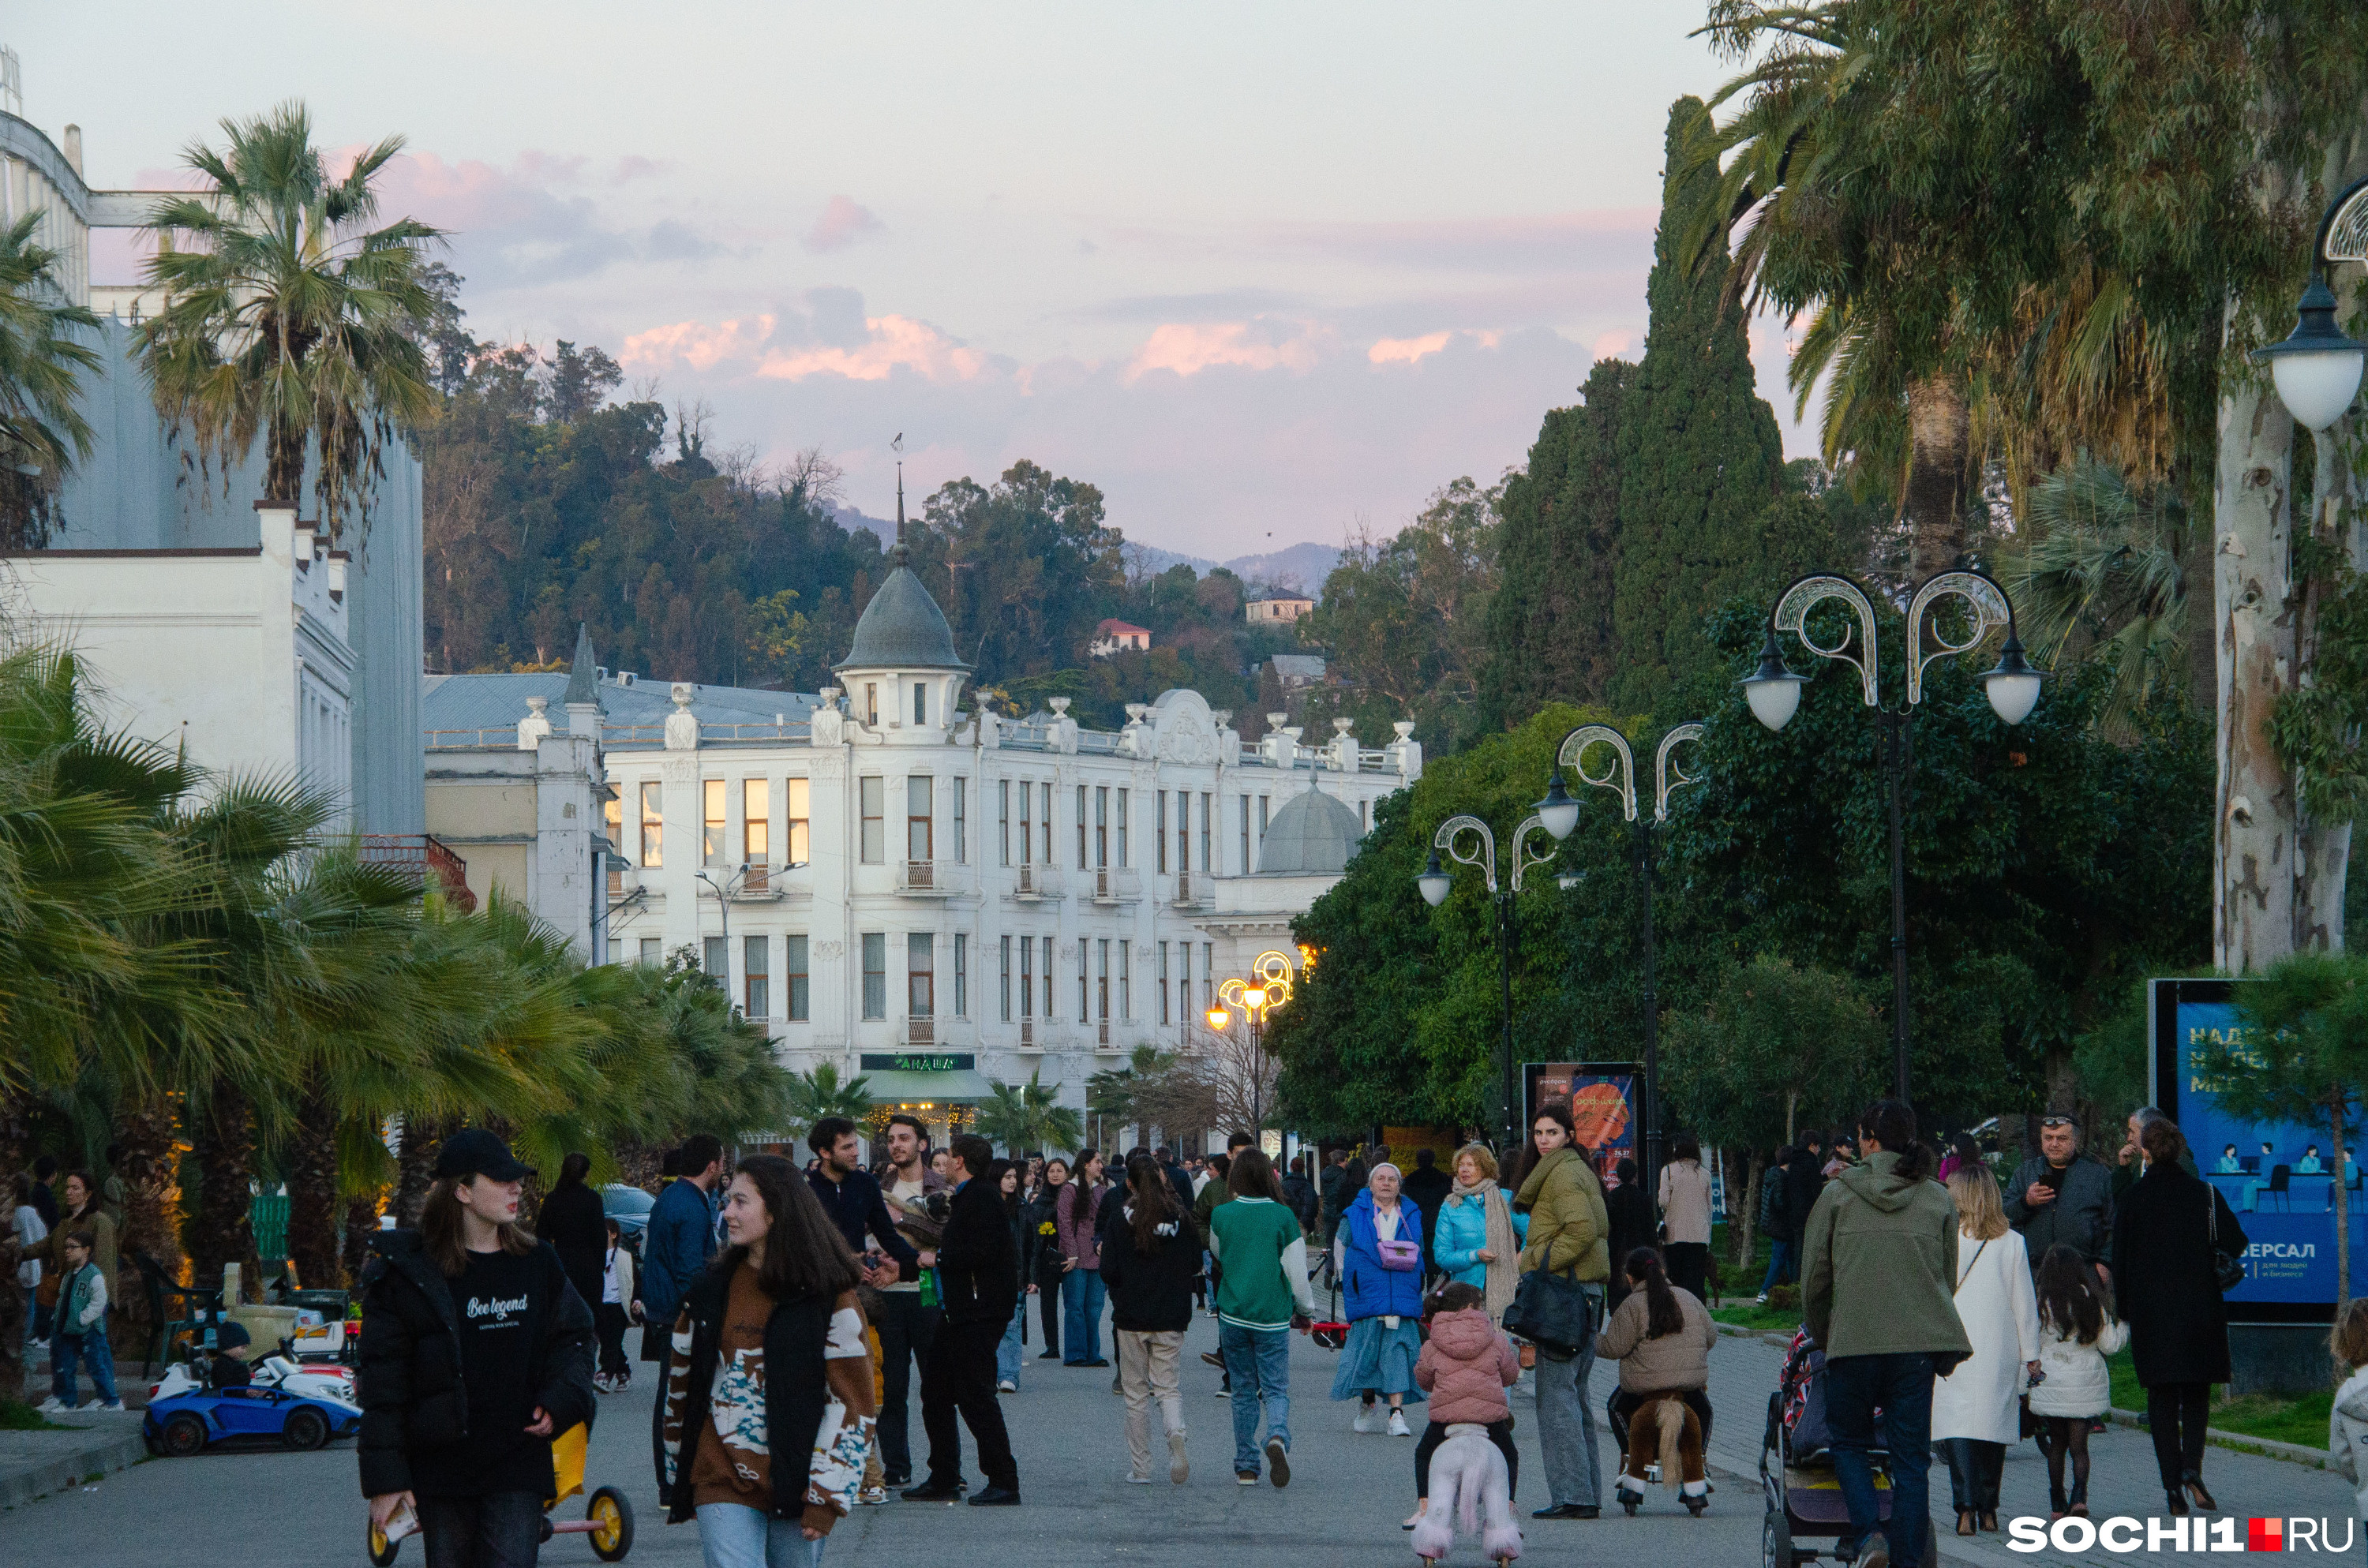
(1123, 538, 1341, 595)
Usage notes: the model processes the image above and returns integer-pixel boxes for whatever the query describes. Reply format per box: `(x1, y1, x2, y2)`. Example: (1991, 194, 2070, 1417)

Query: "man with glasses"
(2003, 1114, 2115, 1278)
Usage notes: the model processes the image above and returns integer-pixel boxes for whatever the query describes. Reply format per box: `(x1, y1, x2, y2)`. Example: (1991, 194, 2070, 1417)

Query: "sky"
(15, 2, 1812, 561)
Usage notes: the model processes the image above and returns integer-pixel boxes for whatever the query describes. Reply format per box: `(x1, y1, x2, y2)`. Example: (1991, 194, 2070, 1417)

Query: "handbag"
(1504, 1266, 1594, 1360)
(2207, 1186, 2246, 1293)
(35, 1268, 58, 1311)
(1377, 1237, 1422, 1273)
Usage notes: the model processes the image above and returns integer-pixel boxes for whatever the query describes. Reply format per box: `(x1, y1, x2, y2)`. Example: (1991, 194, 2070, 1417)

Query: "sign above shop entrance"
(860, 1052, 976, 1073)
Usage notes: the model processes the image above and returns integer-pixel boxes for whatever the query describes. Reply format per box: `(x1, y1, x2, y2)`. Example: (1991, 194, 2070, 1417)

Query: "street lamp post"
(1206, 949, 1297, 1135)
(1533, 723, 1706, 1200)
(2254, 174, 2368, 434)
(696, 863, 751, 993)
(1739, 570, 2047, 1102)
(1416, 814, 1557, 1158)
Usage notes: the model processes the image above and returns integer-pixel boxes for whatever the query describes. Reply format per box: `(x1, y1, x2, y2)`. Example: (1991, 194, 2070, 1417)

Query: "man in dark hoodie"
(904, 1136, 1021, 1507)
(1401, 1148, 1454, 1282)
(1801, 1101, 1969, 1568)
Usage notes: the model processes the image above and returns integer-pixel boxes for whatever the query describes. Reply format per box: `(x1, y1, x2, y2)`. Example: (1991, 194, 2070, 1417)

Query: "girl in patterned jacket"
(660, 1154, 876, 1567)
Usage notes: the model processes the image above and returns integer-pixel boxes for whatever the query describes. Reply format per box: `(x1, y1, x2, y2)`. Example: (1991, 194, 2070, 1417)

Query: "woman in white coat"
(1930, 1164, 2040, 1537)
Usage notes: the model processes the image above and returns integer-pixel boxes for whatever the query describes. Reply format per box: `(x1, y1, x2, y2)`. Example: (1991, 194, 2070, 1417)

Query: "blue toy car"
(143, 1382, 364, 1457)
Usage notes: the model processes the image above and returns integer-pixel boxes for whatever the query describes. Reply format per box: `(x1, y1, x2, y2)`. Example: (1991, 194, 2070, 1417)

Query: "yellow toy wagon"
(368, 1424, 633, 1563)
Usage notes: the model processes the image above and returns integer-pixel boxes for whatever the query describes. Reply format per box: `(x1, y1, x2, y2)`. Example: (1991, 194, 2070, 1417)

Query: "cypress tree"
(1482, 359, 1635, 725)
(1609, 95, 1787, 713)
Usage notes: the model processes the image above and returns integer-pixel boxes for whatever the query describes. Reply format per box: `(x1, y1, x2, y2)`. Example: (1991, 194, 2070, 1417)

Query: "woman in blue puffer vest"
(1329, 1164, 1428, 1435)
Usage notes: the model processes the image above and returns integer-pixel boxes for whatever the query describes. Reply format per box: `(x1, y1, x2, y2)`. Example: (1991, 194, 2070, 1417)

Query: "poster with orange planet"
(1524, 1061, 1639, 1187)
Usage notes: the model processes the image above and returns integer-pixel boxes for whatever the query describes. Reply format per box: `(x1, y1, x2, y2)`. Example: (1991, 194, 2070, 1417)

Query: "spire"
(891, 430, 909, 567)
(563, 622, 598, 706)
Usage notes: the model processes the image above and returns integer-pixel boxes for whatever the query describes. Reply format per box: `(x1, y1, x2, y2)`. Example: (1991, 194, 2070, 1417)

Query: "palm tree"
(779, 1065, 875, 1144)
(2004, 455, 2188, 735)
(973, 1069, 1083, 1156)
(0, 212, 103, 549)
(139, 100, 442, 541)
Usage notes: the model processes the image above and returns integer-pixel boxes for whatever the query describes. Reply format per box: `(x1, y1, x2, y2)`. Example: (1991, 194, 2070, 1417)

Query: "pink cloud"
(610, 155, 666, 184)
(1125, 319, 1333, 383)
(804, 195, 885, 253)
(1591, 328, 1637, 359)
(621, 310, 987, 384)
(1369, 331, 1452, 365)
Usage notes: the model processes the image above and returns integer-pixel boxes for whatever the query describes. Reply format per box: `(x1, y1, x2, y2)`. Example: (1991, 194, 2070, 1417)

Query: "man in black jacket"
(904, 1136, 1021, 1506)
(807, 1117, 919, 1285)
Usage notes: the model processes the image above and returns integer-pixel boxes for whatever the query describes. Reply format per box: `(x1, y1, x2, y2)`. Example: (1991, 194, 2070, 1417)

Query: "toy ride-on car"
(144, 1379, 365, 1457)
(368, 1423, 631, 1565)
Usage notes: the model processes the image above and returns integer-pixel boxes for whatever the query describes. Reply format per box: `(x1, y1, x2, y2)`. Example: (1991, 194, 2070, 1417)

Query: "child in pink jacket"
(1406, 1282, 1522, 1529)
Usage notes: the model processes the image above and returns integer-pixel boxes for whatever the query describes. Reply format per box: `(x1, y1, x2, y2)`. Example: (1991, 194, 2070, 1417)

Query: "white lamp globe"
(1740, 630, 1806, 732)
(1417, 849, 1452, 907)
(1534, 771, 1580, 840)
(1980, 633, 2047, 726)
(2256, 276, 2368, 433)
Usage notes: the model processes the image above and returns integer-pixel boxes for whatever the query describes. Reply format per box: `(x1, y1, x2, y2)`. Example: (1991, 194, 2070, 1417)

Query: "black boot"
(2048, 1484, 2068, 1521)
(2066, 1477, 2089, 1517)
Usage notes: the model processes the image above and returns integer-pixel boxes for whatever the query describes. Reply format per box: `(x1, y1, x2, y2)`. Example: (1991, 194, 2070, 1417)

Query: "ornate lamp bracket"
(1654, 724, 1706, 824)
(1905, 570, 2013, 706)
(1433, 814, 1499, 894)
(1555, 724, 1637, 822)
(1774, 574, 1881, 708)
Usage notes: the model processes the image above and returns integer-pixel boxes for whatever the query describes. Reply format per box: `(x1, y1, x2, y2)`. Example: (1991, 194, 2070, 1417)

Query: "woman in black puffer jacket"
(358, 1132, 597, 1566)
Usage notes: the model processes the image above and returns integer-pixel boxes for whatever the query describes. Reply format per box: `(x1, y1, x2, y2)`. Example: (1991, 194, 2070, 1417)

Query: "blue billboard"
(2151, 978, 2366, 1323)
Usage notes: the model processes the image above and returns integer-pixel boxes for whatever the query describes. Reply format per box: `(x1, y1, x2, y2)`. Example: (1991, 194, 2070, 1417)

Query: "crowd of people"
(332, 1093, 2274, 1568)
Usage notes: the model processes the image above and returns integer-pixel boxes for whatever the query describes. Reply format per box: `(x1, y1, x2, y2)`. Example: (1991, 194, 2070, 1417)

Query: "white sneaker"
(97, 1400, 124, 1412)
(1169, 1429, 1190, 1484)
(1388, 1409, 1411, 1438)
(997, 1379, 1017, 1393)
(1354, 1405, 1379, 1433)
(1127, 1472, 1152, 1484)
(36, 1398, 66, 1414)
(1755, 1293, 1769, 1305)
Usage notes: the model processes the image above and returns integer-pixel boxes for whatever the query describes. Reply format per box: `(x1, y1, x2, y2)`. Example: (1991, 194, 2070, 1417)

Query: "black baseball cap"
(434, 1128, 530, 1182)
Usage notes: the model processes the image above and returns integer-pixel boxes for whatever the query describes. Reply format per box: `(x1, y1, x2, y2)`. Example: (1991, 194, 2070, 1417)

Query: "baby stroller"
(1760, 1330, 1932, 1568)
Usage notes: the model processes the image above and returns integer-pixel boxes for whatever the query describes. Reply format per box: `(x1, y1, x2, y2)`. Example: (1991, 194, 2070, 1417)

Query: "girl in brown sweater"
(661, 1154, 876, 1566)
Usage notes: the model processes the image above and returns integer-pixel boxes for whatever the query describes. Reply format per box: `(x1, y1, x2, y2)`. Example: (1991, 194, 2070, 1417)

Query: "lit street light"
(1205, 948, 1297, 1133)
(1534, 722, 1705, 1199)
(1740, 570, 2047, 1102)
(1416, 814, 1558, 1158)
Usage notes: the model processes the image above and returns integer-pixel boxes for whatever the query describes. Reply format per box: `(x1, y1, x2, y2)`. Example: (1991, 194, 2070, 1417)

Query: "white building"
(0, 65, 425, 841)
(425, 548, 1420, 1147)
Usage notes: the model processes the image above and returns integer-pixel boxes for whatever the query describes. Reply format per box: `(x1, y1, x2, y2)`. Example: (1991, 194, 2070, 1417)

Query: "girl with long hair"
(2029, 1244, 2126, 1522)
(1025, 1157, 1068, 1361)
(659, 1153, 875, 1566)
(1514, 1098, 1613, 1520)
(1101, 1154, 1197, 1484)
(1932, 1165, 2040, 1536)
(1058, 1149, 1111, 1367)
(996, 1163, 1028, 1393)
(1598, 1248, 1717, 1512)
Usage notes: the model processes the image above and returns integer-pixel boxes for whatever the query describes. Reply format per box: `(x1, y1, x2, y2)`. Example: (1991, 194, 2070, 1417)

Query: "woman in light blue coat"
(1430, 1144, 1527, 1323)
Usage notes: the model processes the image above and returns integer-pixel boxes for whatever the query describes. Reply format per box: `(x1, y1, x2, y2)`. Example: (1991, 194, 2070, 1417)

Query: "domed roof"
(1257, 778, 1364, 875)
(836, 558, 970, 672)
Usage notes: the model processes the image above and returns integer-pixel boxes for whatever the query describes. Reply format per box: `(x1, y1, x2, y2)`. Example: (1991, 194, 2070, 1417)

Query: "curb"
(1713, 1322, 2329, 1470)
(0, 1426, 148, 1510)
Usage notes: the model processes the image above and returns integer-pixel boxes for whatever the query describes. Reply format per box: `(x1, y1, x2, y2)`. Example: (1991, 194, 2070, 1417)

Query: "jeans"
(1219, 1322, 1292, 1476)
(1759, 1239, 1797, 1295)
(2145, 1382, 2210, 1491)
(1826, 1350, 1936, 1568)
(1061, 1268, 1106, 1364)
(1943, 1437, 2003, 1513)
(920, 1318, 1018, 1491)
(1533, 1282, 1603, 1508)
(871, 1289, 940, 1481)
(51, 1329, 117, 1407)
(694, 1503, 827, 1568)
(596, 1302, 631, 1379)
(420, 1491, 545, 1568)
(998, 1298, 1025, 1387)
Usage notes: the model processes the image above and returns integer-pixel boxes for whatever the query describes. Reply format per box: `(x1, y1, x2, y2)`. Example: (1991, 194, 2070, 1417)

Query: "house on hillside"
(1246, 597, 1314, 626)
(1089, 619, 1152, 658)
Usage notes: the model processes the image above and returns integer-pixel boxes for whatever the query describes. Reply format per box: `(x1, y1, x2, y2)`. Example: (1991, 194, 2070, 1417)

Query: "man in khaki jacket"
(1801, 1100, 1969, 1568)
(1515, 1104, 1611, 1521)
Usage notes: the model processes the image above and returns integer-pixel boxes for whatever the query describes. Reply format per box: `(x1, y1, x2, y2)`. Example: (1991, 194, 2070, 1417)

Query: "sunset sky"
(16, 2, 1811, 559)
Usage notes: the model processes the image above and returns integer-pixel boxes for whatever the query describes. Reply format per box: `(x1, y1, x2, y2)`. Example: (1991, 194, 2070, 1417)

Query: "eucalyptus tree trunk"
(2296, 413, 2362, 952)
(2213, 365, 2299, 971)
(1905, 374, 1971, 580)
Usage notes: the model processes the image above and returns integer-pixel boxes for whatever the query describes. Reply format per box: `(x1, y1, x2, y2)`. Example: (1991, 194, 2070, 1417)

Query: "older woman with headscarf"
(1331, 1162, 1428, 1436)
(1430, 1144, 1527, 1323)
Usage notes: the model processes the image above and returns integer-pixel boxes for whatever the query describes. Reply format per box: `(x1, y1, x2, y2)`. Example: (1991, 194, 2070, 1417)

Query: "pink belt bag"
(1377, 1238, 1423, 1272)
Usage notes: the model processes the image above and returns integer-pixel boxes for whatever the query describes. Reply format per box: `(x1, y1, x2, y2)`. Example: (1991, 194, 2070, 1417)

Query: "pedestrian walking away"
(904, 1136, 1022, 1506)
(1401, 1148, 1453, 1283)
(1101, 1154, 1199, 1484)
(1431, 1143, 1527, 1323)
(1405, 1280, 1522, 1532)
(1658, 1134, 1714, 1302)
(2003, 1113, 2115, 1272)
(1800, 1099, 1971, 1568)
(1331, 1162, 1428, 1435)
(871, 1115, 948, 1488)
(1057, 1147, 1111, 1368)
(1601, 1156, 1653, 1317)
(1280, 1153, 1321, 1237)
(1756, 1148, 1800, 1303)
(1598, 1247, 1717, 1514)
(643, 1136, 726, 1363)
(358, 1128, 598, 1568)
(11, 1174, 47, 1364)
(1515, 1099, 1612, 1521)
(595, 1218, 639, 1393)
(1931, 1163, 2040, 1536)
(2111, 1116, 2244, 1519)
(658, 1153, 877, 1568)
(536, 1151, 609, 1352)
(2029, 1244, 2127, 1524)
(1208, 1148, 1317, 1487)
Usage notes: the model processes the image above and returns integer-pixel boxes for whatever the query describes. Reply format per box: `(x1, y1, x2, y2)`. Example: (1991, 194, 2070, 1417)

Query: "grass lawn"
(0, 1394, 68, 1431)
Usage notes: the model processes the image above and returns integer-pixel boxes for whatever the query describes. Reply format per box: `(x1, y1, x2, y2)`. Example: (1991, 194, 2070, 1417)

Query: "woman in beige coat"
(1657, 1135, 1714, 1300)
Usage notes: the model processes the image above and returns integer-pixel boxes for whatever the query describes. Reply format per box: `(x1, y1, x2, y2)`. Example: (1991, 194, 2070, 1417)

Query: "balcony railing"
(897, 859, 956, 896)
(1012, 865, 1064, 901)
(1096, 1022, 1112, 1048)
(1172, 870, 1211, 907)
(1018, 1018, 1040, 1050)
(360, 835, 476, 913)
(1090, 866, 1141, 904)
(906, 1017, 935, 1047)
